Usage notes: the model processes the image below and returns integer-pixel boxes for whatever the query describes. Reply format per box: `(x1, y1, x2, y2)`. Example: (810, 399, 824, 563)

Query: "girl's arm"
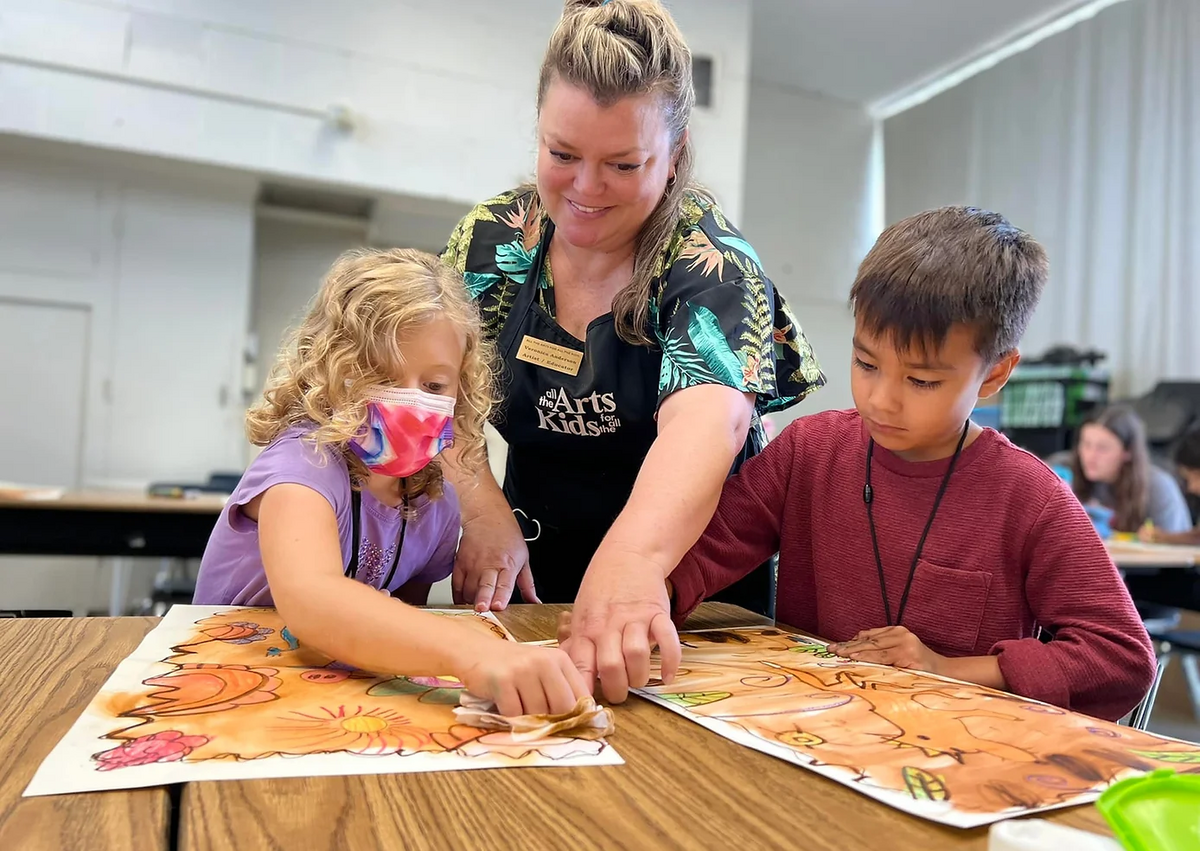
(1150, 526, 1200, 546)
(253, 483, 587, 714)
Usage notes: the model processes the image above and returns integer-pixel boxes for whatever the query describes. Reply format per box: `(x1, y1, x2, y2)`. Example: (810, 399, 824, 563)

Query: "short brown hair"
(850, 206, 1048, 363)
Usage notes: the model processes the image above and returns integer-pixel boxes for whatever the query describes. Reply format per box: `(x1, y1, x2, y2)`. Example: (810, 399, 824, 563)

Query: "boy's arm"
(994, 487, 1157, 721)
(669, 421, 795, 625)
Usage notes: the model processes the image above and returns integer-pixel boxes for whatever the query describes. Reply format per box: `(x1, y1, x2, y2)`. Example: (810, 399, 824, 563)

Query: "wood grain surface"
(179, 604, 1116, 851)
(0, 616, 169, 851)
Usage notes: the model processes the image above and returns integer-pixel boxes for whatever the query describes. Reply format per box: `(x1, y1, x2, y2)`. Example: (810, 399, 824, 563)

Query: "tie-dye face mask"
(348, 386, 455, 478)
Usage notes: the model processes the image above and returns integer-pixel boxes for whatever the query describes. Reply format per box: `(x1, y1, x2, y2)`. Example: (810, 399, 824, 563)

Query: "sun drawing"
(268, 705, 435, 756)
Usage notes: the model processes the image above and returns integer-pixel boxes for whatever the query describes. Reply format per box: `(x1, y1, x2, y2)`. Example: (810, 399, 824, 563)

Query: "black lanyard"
(863, 421, 970, 627)
(345, 484, 408, 592)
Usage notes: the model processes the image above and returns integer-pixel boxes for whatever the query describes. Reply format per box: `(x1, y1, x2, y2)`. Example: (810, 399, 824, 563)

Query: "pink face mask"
(348, 386, 456, 478)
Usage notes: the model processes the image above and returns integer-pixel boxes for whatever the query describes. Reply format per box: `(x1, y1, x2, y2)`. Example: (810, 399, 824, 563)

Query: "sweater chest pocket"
(900, 559, 993, 655)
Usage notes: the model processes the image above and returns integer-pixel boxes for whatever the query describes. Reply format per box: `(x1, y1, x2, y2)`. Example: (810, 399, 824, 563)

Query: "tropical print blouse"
(442, 188, 825, 431)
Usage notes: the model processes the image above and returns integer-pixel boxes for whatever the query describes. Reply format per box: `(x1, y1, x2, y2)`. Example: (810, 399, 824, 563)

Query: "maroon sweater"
(672, 410, 1156, 722)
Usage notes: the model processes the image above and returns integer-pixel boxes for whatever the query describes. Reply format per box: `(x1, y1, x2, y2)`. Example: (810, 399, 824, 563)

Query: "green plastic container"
(1096, 769, 1200, 850)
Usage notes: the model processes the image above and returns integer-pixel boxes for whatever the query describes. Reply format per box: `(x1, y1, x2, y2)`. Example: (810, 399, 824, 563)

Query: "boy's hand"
(457, 640, 589, 717)
(828, 626, 945, 675)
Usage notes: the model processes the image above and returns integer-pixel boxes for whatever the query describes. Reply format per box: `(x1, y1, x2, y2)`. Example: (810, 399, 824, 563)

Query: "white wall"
(0, 137, 255, 614)
(252, 212, 369, 401)
(739, 80, 878, 424)
(0, 0, 752, 218)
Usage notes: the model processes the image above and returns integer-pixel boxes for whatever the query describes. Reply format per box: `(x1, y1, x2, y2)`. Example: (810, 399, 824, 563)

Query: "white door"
(0, 298, 90, 488)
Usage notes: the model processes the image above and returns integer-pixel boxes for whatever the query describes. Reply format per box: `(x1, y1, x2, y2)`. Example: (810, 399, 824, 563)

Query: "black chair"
(1144, 623, 1200, 722)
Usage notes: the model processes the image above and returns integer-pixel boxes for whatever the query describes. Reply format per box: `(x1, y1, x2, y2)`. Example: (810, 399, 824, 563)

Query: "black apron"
(494, 223, 774, 615)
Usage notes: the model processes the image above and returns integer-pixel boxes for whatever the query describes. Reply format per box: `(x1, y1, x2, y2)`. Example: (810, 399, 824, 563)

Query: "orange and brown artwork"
(24, 605, 620, 797)
(637, 628, 1200, 828)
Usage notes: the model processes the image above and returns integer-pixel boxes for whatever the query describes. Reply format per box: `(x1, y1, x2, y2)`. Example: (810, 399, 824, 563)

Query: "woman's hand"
(453, 500, 539, 611)
(441, 441, 539, 612)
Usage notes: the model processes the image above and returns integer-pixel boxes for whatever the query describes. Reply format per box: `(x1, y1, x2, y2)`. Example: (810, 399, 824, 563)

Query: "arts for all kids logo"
(535, 388, 621, 436)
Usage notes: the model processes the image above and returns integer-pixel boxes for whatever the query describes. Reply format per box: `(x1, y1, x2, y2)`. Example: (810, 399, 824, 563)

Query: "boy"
(667, 207, 1155, 722)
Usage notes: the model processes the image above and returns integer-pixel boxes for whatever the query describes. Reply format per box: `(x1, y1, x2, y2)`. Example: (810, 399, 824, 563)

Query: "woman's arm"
(256, 483, 584, 714)
(563, 384, 755, 702)
(440, 442, 538, 611)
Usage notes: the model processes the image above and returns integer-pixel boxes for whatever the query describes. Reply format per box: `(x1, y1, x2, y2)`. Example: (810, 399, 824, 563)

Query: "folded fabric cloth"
(454, 693, 615, 742)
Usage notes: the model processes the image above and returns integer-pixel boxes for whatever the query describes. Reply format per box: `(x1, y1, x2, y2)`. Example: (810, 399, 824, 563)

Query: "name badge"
(516, 335, 583, 377)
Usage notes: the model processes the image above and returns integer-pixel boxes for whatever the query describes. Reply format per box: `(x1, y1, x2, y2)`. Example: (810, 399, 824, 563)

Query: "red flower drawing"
(93, 730, 209, 771)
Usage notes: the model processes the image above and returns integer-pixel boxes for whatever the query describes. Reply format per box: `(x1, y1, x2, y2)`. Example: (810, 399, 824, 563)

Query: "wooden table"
(0, 616, 168, 851)
(178, 605, 1116, 851)
(0, 605, 1118, 851)
(0, 490, 226, 615)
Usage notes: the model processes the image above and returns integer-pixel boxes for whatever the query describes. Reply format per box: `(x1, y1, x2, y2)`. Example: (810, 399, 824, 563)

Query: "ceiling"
(749, 0, 1103, 105)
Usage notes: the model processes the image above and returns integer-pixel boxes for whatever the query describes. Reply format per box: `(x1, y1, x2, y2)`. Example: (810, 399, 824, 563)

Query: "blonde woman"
(194, 249, 588, 716)
(442, 0, 824, 698)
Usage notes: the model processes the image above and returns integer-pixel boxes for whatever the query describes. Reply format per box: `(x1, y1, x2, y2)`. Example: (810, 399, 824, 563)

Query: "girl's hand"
(457, 640, 589, 716)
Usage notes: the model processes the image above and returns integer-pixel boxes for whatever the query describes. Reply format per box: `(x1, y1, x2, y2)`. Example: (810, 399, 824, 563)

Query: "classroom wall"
(0, 0, 753, 220)
(739, 80, 879, 424)
(0, 138, 257, 614)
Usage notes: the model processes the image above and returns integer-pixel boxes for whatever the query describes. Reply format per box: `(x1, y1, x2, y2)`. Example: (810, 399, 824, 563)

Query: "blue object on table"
(1083, 503, 1114, 539)
(1050, 464, 1073, 485)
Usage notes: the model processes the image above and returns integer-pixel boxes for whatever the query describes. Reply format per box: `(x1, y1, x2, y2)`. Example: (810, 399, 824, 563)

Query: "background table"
(0, 491, 225, 615)
(1106, 539, 1200, 568)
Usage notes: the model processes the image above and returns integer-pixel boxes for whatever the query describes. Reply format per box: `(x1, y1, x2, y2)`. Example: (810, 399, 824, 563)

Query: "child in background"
(1067, 406, 1192, 537)
(666, 207, 1155, 722)
(194, 248, 587, 716)
(1140, 426, 1200, 545)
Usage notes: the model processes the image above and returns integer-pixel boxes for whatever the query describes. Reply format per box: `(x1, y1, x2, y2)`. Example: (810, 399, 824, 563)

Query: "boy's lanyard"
(345, 485, 408, 592)
(863, 421, 970, 627)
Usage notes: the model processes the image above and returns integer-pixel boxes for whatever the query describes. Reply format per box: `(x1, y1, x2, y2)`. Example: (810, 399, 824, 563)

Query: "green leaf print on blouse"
(714, 235, 763, 271)
(463, 271, 501, 298)
(495, 239, 538, 285)
(656, 301, 761, 397)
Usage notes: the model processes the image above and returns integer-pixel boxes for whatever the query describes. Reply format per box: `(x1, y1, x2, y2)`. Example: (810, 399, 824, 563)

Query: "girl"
(194, 248, 588, 716)
(1068, 405, 1192, 535)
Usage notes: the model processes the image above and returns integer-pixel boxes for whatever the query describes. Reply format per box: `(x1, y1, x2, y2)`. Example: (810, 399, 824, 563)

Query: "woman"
(440, 0, 822, 631)
(1068, 406, 1191, 535)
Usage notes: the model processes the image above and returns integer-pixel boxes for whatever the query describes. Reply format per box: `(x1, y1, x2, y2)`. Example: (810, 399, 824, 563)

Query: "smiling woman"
(440, 0, 825, 700)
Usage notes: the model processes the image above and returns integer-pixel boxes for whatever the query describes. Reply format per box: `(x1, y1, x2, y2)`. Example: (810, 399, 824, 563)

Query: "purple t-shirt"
(194, 425, 460, 606)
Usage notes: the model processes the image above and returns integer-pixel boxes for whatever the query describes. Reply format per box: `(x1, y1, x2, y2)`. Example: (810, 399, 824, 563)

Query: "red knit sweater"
(672, 410, 1156, 722)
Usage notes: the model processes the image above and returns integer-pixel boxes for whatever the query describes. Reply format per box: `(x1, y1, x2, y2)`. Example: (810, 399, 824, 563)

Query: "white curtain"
(883, 0, 1199, 397)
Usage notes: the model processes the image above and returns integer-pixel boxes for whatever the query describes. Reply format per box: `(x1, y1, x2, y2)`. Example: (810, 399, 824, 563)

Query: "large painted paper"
(635, 627, 1200, 829)
(26, 605, 620, 796)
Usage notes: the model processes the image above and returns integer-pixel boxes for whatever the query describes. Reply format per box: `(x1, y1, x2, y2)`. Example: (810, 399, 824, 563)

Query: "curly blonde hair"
(539, 0, 713, 346)
(246, 248, 495, 501)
